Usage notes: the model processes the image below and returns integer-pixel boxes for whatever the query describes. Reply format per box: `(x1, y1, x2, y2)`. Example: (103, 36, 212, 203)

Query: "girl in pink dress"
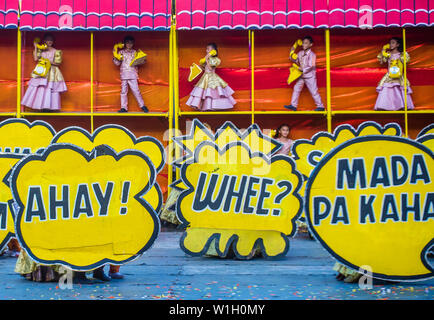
(273, 124, 294, 156)
(374, 37, 415, 111)
(186, 43, 236, 111)
(21, 33, 67, 111)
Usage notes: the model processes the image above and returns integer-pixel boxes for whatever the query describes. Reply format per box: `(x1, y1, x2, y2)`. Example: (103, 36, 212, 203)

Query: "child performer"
(284, 36, 324, 112)
(374, 37, 415, 111)
(273, 124, 294, 156)
(186, 43, 236, 111)
(113, 36, 148, 113)
(21, 33, 67, 111)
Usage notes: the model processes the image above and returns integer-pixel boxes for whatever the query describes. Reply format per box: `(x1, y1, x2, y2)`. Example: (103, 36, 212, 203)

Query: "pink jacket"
(292, 49, 317, 79)
(113, 49, 139, 80)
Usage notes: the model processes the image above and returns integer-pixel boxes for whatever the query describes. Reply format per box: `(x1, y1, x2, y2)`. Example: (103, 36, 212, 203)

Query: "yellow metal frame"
(4, 21, 433, 202)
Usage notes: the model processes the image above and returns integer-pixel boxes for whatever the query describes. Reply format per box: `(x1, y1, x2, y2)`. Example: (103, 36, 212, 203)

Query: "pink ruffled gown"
(21, 48, 67, 110)
(374, 51, 414, 111)
(275, 138, 294, 155)
(186, 56, 236, 111)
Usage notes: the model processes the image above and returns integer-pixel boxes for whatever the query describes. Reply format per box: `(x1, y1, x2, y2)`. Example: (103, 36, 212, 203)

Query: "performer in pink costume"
(21, 33, 67, 111)
(374, 37, 415, 111)
(186, 43, 236, 111)
(273, 124, 294, 156)
(113, 35, 148, 113)
(284, 36, 324, 112)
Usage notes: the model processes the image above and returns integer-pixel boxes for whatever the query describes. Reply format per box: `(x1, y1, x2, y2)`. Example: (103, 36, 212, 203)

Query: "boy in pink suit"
(113, 36, 148, 113)
(284, 36, 325, 112)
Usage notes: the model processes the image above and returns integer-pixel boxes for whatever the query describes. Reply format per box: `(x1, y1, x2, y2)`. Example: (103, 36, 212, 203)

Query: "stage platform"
(0, 231, 432, 300)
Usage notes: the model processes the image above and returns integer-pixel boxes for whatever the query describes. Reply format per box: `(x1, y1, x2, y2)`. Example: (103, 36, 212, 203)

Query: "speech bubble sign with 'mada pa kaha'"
(172, 120, 303, 259)
(10, 144, 160, 271)
(0, 119, 56, 251)
(305, 134, 433, 281)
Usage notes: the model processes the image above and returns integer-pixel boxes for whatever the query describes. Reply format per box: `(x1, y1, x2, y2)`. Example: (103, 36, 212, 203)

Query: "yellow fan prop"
(188, 63, 203, 82)
(287, 64, 302, 85)
(130, 49, 147, 67)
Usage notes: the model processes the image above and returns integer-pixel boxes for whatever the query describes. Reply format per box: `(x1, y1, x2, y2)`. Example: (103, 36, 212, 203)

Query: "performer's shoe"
(118, 108, 128, 113)
(284, 105, 297, 111)
(314, 107, 325, 111)
(141, 105, 149, 113)
(335, 273, 345, 281)
(109, 272, 124, 280)
(73, 272, 94, 284)
(93, 267, 111, 282)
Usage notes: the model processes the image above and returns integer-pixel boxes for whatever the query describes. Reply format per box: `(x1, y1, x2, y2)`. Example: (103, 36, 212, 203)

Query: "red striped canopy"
(176, 0, 434, 29)
(0, 0, 19, 29)
(19, 0, 171, 31)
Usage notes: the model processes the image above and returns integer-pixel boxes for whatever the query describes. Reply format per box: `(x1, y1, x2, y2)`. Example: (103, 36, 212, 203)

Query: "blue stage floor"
(0, 231, 432, 300)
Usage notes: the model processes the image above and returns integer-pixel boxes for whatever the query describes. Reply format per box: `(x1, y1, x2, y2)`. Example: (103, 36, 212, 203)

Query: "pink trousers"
(291, 76, 324, 108)
(121, 79, 144, 110)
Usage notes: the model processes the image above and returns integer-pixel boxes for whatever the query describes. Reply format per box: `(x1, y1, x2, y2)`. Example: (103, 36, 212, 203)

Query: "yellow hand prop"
(34, 37, 47, 50)
(113, 43, 124, 61)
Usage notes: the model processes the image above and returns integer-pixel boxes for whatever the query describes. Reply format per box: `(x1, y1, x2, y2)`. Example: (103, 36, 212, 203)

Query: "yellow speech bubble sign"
(51, 125, 165, 213)
(0, 118, 55, 155)
(417, 124, 434, 151)
(292, 122, 402, 179)
(175, 139, 303, 259)
(305, 135, 433, 281)
(11, 145, 160, 271)
(0, 155, 23, 251)
(0, 119, 56, 248)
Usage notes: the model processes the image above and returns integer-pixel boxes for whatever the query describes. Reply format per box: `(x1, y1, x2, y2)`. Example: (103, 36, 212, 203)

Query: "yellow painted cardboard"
(0, 119, 56, 249)
(305, 135, 433, 281)
(292, 122, 402, 179)
(0, 155, 22, 251)
(11, 145, 160, 271)
(173, 120, 303, 259)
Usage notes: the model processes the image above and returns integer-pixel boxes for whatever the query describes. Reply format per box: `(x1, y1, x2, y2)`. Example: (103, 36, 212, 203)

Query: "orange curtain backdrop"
(94, 31, 169, 112)
(254, 29, 326, 111)
(330, 27, 434, 111)
(0, 30, 17, 112)
(21, 31, 91, 112)
(178, 30, 251, 111)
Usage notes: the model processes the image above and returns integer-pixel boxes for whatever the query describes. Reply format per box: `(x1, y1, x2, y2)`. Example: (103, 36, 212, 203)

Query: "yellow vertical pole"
(90, 32, 94, 133)
(250, 30, 255, 125)
(16, 29, 22, 118)
(402, 28, 408, 138)
(325, 29, 332, 133)
(168, 22, 174, 193)
(173, 20, 180, 169)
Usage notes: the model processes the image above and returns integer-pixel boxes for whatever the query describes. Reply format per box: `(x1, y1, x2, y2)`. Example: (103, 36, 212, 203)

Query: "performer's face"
(125, 41, 134, 49)
(206, 45, 213, 54)
(389, 39, 399, 51)
(44, 38, 54, 47)
(279, 126, 290, 138)
(302, 39, 312, 50)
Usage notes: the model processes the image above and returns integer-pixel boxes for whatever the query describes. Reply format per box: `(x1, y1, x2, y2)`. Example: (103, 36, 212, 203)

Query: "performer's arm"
(302, 53, 316, 74)
(51, 50, 62, 67)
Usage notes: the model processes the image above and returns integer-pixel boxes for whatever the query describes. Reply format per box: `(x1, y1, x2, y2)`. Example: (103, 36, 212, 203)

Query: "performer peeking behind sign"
(21, 33, 67, 111)
(284, 36, 325, 112)
(374, 37, 415, 111)
(186, 43, 236, 111)
(273, 124, 294, 156)
(113, 35, 148, 113)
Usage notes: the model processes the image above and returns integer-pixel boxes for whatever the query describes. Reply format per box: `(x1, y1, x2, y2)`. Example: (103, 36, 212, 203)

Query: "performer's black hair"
(43, 33, 55, 42)
(303, 36, 314, 44)
(123, 35, 135, 44)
